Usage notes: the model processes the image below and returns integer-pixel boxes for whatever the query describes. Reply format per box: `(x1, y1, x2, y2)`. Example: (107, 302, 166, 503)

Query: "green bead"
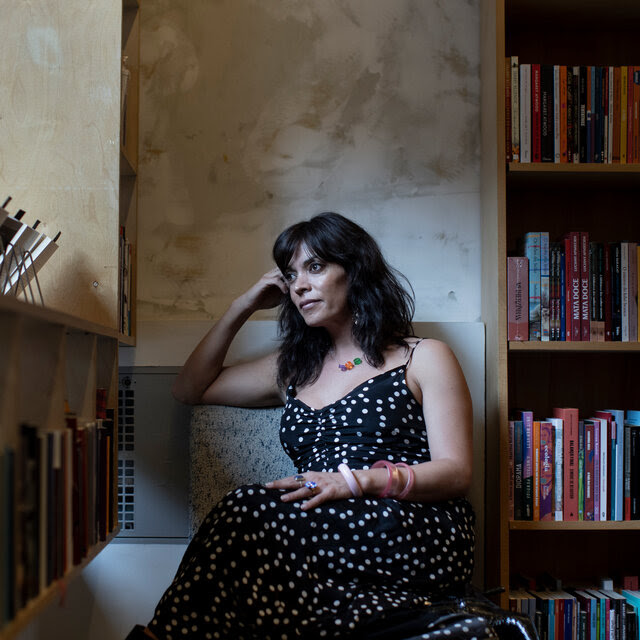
(353, 357, 362, 365)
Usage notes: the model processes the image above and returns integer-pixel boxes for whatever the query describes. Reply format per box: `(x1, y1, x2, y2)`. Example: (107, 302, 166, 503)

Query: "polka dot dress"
(148, 362, 475, 639)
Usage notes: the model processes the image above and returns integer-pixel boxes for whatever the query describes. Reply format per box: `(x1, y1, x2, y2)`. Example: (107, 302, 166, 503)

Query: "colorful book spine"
(540, 232, 550, 341)
(553, 407, 579, 520)
(539, 421, 554, 521)
(524, 232, 542, 341)
(507, 257, 529, 341)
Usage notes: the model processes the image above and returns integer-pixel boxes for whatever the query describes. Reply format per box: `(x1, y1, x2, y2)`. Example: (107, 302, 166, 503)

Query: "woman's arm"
(171, 268, 288, 407)
(358, 338, 474, 501)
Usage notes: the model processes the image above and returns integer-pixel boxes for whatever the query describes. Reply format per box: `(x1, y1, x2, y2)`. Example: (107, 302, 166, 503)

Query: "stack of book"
(507, 232, 639, 342)
(0, 391, 116, 629)
(506, 58, 640, 164)
(0, 200, 60, 301)
(510, 576, 640, 640)
(509, 407, 640, 522)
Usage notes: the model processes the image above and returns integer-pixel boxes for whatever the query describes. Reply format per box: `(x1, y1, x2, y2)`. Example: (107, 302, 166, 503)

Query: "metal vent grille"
(118, 381, 135, 452)
(118, 458, 135, 530)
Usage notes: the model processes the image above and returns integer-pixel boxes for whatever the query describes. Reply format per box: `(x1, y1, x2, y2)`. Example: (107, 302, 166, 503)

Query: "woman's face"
(283, 242, 351, 331)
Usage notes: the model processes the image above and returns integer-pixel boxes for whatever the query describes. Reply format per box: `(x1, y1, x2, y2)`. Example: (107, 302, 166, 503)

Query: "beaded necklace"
(338, 357, 362, 372)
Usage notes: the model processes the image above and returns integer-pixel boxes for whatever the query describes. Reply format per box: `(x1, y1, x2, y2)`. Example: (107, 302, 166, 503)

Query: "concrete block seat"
(190, 405, 536, 640)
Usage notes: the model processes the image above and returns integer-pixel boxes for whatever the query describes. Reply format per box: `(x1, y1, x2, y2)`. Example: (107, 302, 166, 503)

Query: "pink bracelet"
(372, 460, 401, 498)
(338, 463, 363, 497)
(395, 462, 415, 499)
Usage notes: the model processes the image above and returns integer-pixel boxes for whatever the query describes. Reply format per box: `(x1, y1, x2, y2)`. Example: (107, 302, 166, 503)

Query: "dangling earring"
(353, 311, 360, 327)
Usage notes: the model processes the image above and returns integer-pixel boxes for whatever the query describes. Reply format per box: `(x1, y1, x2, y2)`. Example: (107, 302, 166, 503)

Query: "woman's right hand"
(238, 268, 289, 312)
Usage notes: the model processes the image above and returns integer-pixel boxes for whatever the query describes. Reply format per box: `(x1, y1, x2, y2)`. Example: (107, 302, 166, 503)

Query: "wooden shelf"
(510, 520, 640, 531)
(0, 530, 120, 640)
(0, 295, 123, 341)
(508, 340, 640, 352)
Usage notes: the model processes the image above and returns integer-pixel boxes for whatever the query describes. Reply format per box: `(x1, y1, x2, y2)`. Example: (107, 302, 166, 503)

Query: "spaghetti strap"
(405, 338, 424, 368)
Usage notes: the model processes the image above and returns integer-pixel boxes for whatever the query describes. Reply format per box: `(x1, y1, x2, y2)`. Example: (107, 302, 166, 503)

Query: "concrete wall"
(137, 0, 481, 327)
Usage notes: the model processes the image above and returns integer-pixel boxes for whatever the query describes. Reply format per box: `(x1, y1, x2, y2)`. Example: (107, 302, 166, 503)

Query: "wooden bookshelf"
(0, 297, 120, 637)
(481, 0, 640, 609)
(0, 0, 137, 633)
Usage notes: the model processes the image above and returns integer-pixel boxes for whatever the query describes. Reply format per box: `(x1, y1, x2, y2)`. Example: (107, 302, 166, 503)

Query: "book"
(520, 63, 532, 163)
(507, 257, 529, 341)
(553, 407, 579, 520)
(541, 232, 550, 340)
(539, 421, 554, 521)
(524, 232, 542, 340)
(511, 56, 520, 162)
(580, 231, 590, 341)
(513, 420, 524, 520)
(547, 417, 564, 520)
(584, 419, 596, 521)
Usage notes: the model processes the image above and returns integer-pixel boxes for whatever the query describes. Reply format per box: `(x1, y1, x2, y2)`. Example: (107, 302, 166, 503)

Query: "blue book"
(606, 409, 625, 520)
(524, 232, 542, 341)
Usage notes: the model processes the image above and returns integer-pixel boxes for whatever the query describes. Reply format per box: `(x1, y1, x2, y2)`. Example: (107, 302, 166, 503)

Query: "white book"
(621, 242, 629, 341)
(596, 418, 608, 521)
(547, 417, 563, 520)
(519, 63, 531, 163)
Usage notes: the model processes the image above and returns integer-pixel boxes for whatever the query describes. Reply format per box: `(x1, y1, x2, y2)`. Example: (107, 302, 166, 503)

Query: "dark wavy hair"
(272, 212, 415, 389)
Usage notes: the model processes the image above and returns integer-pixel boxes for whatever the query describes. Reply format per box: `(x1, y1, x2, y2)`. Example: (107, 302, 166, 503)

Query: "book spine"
(585, 421, 595, 520)
(540, 421, 554, 521)
(554, 407, 579, 520)
(579, 66, 588, 163)
(554, 65, 561, 162)
(613, 66, 621, 163)
(611, 242, 622, 341)
(533, 421, 541, 521)
(621, 242, 630, 341)
(514, 420, 524, 520)
(578, 420, 584, 520)
(580, 231, 590, 341)
(621, 65, 628, 163)
(532, 63, 542, 162)
(552, 418, 564, 520)
(629, 242, 637, 342)
(542, 64, 555, 162)
(511, 56, 520, 162)
(507, 257, 529, 341)
(560, 65, 568, 162)
(540, 232, 550, 341)
(520, 64, 532, 163)
(522, 412, 534, 520)
(524, 232, 542, 341)
(505, 58, 513, 162)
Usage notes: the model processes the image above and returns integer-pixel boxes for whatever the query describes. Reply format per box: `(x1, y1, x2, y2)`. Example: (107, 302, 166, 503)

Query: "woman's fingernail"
(265, 482, 273, 488)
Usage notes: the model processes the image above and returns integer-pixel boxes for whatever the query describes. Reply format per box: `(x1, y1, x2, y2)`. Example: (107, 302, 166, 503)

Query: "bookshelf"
(481, 0, 640, 609)
(0, 0, 138, 343)
(0, 296, 120, 639)
(0, 0, 139, 635)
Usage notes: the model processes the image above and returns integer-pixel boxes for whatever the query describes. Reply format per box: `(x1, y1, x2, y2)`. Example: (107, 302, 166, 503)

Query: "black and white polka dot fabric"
(148, 362, 475, 639)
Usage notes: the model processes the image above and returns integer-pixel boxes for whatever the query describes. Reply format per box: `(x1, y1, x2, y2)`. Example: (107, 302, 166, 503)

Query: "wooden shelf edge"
(0, 296, 120, 340)
(508, 340, 640, 352)
(510, 520, 640, 531)
(508, 163, 640, 174)
(0, 529, 120, 640)
(119, 333, 136, 347)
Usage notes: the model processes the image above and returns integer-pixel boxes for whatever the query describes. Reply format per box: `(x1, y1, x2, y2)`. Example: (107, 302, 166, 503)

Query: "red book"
(594, 410, 614, 520)
(584, 420, 595, 520)
(560, 65, 568, 162)
(580, 232, 590, 341)
(532, 64, 542, 162)
(507, 257, 529, 341)
(553, 407, 579, 520)
(564, 233, 581, 341)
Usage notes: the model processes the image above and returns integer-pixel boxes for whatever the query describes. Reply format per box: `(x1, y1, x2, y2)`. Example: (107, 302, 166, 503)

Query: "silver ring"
(294, 474, 305, 487)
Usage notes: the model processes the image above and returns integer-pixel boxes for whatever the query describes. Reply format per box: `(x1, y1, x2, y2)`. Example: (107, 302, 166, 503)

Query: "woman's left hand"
(265, 471, 352, 511)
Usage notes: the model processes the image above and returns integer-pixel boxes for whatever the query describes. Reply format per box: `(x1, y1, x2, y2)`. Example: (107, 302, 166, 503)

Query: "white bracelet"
(338, 463, 363, 497)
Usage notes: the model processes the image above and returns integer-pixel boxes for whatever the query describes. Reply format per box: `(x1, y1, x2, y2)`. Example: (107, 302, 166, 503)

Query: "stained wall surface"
(137, 0, 481, 325)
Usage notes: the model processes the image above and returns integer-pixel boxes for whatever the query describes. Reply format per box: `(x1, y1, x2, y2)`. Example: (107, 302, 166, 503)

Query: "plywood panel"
(0, 1, 121, 328)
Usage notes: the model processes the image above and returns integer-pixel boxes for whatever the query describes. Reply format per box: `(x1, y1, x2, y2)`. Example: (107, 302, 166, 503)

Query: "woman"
(129, 212, 475, 639)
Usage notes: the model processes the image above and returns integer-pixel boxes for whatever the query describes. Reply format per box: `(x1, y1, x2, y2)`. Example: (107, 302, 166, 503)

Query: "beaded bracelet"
(395, 462, 415, 500)
(372, 460, 401, 498)
(338, 463, 363, 497)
